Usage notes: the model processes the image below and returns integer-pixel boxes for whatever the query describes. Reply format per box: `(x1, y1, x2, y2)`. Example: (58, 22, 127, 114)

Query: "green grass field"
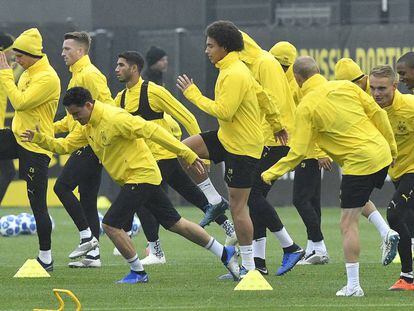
(0, 206, 410, 310)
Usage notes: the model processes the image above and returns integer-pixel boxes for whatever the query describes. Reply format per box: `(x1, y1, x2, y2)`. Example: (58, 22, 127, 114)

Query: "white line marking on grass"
(86, 304, 411, 310)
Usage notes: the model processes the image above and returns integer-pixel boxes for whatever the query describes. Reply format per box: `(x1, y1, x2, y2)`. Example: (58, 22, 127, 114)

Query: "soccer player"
(238, 32, 304, 275)
(334, 58, 399, 247)
(369, 65, 414, 290)
(114, 51, 236, 265)
(0, 28, 60, 271)
(0, 32, 20, 205)
(54, 31, 114, 268)
(22, 86, 240, 283)
(177, 20, 270, 273)
(270, 41, 330, 264)
(262, 56, 399, 297)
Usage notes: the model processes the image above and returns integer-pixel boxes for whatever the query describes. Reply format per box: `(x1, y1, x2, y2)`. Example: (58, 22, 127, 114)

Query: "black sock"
(283, 243, 301, 254)
(254, 257, 266, 268)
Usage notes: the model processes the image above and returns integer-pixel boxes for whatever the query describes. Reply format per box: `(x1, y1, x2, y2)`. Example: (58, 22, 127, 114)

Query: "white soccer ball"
(98, 212, 105, 236)
(0, 215, 21, 237)
(131, 215, 141, 236)
(17, 212, 33, 234)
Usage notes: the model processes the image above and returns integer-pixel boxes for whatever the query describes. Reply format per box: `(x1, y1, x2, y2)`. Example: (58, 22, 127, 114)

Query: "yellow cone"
(14, 259, 50, 278)
(234, 270, 273, 291)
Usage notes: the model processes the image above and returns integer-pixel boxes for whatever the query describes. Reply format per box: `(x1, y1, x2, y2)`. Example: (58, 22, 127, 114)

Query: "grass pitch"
(0, 206, 410, 310)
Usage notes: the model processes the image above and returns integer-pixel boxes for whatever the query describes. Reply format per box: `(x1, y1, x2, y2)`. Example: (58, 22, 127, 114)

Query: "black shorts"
(103, 183, 181, 230)
(57, 145, 102, 194)
(0, 129, 49, 182)
(251, 146, 290, 194)
(340, 166, 389, 208)
(200, 130, 259, 188)
(392, 173, 414, 209)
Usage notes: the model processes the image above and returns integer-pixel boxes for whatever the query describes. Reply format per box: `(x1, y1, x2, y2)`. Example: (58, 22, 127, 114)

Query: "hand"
(186, 158, 205, 176)
(0, 52, 11, 70)
(261, 172, 272, 185)
(20, 129, 35, 142)
(274, 128, 288, 146)
(318, 157, 332, 171)
(176, 74, 194, 92)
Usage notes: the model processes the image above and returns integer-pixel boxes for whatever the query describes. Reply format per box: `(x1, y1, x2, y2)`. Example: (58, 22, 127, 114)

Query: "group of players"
(0, 20, 413, 296)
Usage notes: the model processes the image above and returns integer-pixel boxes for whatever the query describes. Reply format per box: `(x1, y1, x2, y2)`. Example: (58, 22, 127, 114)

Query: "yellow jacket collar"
(286, 65, 295, 83)
(388, 90, 403, 111)
(89, 100, 104, 127)
(127, 76, 143, 90)
(301, 74, 327, 96)
(27, 55, 49, 75)
(215, 52, 239, 69)
(70, 55, 91, 73)
(239, 31, 262, 64)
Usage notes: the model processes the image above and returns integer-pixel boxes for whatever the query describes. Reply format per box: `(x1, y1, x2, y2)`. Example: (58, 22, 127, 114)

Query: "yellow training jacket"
(0, 55, 60, 158)
(114, 77, 200, 161)
(0, 63, 24, 128)
(184, 52, 264, 159)
(239, 32, 295, 147)
(262, 74, 397, 183)
(54, 55, 113, 134)
(32, 101, 198, 186)
(383, 90, 414, 180)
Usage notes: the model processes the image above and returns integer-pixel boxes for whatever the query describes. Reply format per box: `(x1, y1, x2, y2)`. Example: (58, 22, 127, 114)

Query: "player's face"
(354, 75, 368, 91)
(66, 102, 93, 125)
(396, 62, 414, 90)
(14, 52, 35, 69)
(62, 39, 83, 66)
(369, 76, 396, 108)
(115, 58, 133, 83)
(152, 56, 168, 72)
(205, 37, 227, 64)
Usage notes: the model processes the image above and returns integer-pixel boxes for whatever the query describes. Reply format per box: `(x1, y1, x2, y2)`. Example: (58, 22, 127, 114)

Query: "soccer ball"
(131, 215, 141, 236)
(17, 212, 35, 234)
(0, 215, 21, 236)
(98, 212, 105, 236)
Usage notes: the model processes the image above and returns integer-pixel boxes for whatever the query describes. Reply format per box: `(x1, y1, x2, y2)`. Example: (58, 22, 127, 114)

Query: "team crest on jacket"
(397, 121, 407, 134)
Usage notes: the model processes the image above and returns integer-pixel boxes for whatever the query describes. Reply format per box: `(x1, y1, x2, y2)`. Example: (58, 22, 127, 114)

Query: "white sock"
(204, 237, 224, 258)
(345, 262, 360, 289)
(272, 227, 294, 248)
(367, 211, 389, 239)
(240, 245, 255, 270)
(305, 240, 313, 254)
(39, 250, 52, 264)
(149, 240, 164, 257)
(80, 228, 92, 240)
(313, 240, 327, 254)
(401, 271, 413, 279)
(253, 237, 266, 259)
(127, 254, 144, 272)
(411, 238, 414, 246)
(197, 178, 222, 205)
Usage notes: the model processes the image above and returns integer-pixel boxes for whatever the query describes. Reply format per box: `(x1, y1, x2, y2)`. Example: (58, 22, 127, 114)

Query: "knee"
(53, 181, 69, 197)
(102, 223, 117, 236)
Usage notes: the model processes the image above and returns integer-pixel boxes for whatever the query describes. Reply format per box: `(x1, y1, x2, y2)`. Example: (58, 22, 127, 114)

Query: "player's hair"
(369, 65, 397, 83)
(205, 20, 244, 52)
(64, 31, 91, 53)
(63, 87, 93, 107)
(397, 52, 414, 68)
(118, 51, 145, 72)
(293, 56, 319, 79)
